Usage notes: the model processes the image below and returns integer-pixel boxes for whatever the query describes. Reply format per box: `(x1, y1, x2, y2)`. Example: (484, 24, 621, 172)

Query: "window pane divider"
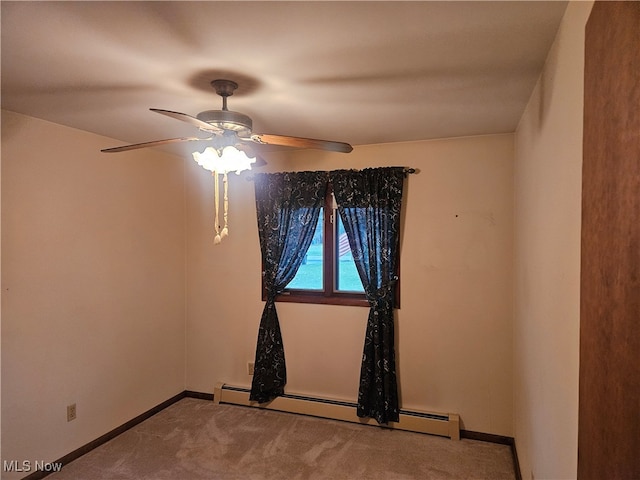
(323, 188, 334, 298)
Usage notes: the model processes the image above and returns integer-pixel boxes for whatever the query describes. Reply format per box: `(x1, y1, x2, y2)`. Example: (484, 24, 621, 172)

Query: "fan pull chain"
(221, 172, 229, 239)
(213, 170, 222, 244)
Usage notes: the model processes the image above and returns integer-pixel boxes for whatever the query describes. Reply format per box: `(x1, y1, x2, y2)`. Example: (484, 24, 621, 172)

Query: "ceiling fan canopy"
(101, 79, 353, 157)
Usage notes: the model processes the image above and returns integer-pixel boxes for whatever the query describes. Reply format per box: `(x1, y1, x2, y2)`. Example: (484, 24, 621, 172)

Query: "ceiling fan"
(101, 79, 353, 158)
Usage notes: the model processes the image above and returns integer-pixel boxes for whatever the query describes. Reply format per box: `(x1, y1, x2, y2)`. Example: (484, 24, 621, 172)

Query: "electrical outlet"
(247, 362, 255, 375)
(67, 403, 77, 422)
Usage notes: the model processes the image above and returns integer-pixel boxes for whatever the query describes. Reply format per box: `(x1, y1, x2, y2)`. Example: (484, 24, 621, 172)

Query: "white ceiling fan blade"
(101, 136, 208, 153)
(151, 108, 223, 133)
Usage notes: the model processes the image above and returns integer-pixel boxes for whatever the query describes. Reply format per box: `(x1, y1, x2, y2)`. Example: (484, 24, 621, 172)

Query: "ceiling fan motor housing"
(197, 110, 253, 137)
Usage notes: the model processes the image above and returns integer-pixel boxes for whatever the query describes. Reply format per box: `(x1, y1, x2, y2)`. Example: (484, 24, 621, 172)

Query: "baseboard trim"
(23, 390, 520, 480)
(461, 430, 522, 480)
(461, 429, 513, 445)
(184, 390, 214, 401)
(511, 440, 523, 480)
(22, 391, 188, 480)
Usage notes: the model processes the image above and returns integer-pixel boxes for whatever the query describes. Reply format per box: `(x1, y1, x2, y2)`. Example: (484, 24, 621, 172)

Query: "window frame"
(262, 185, 400, 308)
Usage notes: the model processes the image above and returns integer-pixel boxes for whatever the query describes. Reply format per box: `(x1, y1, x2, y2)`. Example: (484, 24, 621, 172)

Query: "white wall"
(1, 111, 186, 479)
(513, 2, 593, 479)
(186, 133, 514, 436)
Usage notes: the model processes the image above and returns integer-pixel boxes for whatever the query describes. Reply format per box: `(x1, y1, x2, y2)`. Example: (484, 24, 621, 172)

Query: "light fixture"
(192, 144, 256, 244)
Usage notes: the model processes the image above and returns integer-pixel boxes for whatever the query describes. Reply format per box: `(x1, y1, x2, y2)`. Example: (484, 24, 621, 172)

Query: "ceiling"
(1, 1, 567, 157)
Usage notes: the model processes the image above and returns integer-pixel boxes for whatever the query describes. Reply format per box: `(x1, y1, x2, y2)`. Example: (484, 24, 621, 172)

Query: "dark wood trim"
(461, 430, 521, 480)
(22, 391, 191, 480)
(184, 390, 214, 401)
(580, 2, 640, 479)
(511, 440, 523, 480)
(274, 289, 370, 307)
(323, 186, 335, 297)
(461, 429, 513, 445)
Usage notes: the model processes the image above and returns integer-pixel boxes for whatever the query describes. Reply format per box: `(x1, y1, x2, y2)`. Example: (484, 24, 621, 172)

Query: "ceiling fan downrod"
(211, 79, 238, 111)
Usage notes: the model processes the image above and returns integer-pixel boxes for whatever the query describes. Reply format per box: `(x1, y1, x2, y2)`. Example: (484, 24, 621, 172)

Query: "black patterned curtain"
(250, 171, 328, 403)
(330, 167, 405, 424)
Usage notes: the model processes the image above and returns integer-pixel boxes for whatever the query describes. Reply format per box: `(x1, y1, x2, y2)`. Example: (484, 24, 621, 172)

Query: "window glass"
(286, 208, 323, 290)
(334, 214, 364, 293)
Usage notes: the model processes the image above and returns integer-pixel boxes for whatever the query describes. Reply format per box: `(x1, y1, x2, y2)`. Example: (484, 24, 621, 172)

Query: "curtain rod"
(246, 167, 417, 181)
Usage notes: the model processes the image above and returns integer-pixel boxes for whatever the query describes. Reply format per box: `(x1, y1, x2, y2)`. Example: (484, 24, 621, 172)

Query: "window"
(260, 183, 401, 307)
(265, 186, 369, 307)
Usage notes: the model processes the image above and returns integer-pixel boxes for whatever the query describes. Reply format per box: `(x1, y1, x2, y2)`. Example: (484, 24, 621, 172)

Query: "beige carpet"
(49, 398, 516, 479)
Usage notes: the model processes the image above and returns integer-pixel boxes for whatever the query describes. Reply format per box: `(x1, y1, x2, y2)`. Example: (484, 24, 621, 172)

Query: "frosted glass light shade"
(192, 146, 256, 174)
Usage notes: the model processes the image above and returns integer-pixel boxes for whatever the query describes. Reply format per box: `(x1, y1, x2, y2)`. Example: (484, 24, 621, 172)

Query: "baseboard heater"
(214, 383, 460, 440)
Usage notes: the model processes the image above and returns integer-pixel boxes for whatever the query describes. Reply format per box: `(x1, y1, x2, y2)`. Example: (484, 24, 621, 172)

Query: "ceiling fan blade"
(150, 108, 222, 132)
(250, 133, 353, 153)
(101, 136, 208, 153)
